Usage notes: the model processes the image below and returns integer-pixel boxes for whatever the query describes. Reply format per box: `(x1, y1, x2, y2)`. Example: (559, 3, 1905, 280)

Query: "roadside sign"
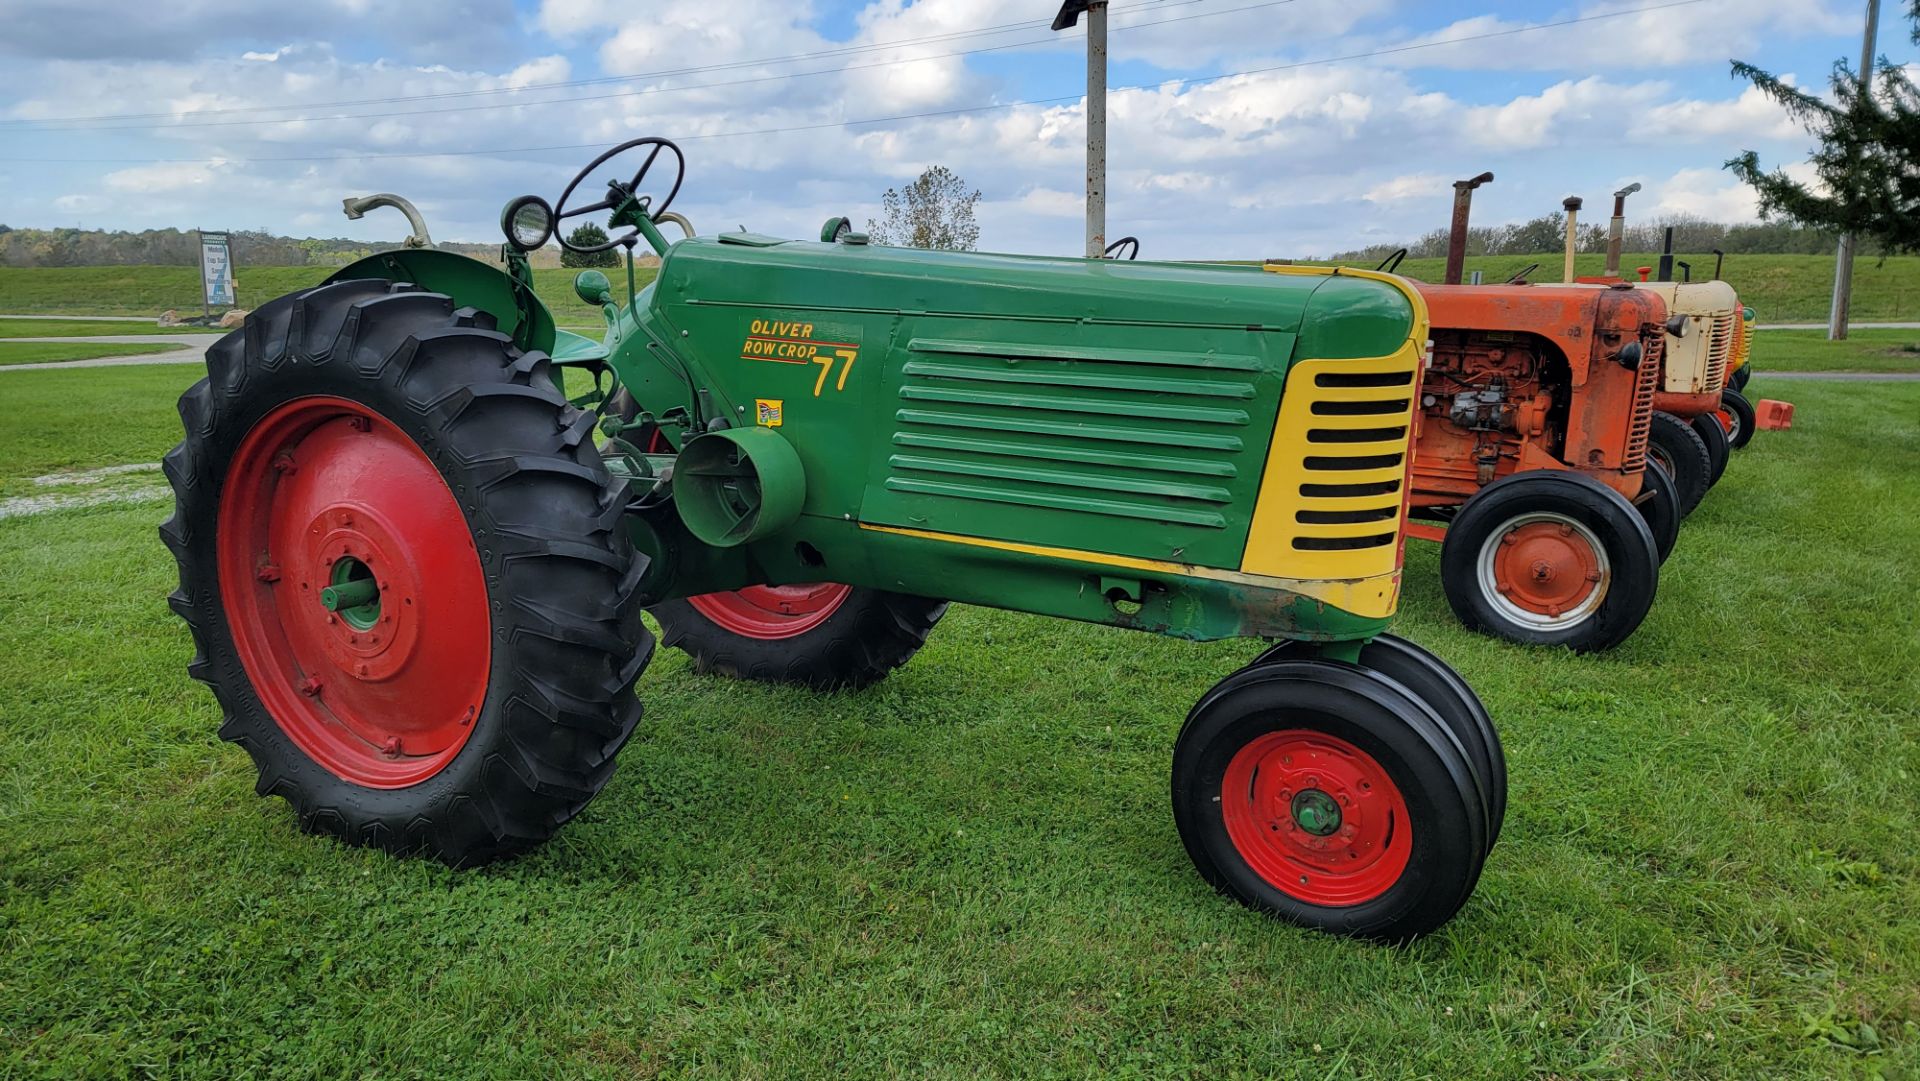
(199, 230, 236, 310)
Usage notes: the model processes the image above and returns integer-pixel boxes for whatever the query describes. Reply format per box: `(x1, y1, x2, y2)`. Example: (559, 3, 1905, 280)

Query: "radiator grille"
(1241, 353, 1419, 581)
(1703, 310, 1736, 393)
(1626, 333, 1660, 470)
(878, 336, 1270, 567)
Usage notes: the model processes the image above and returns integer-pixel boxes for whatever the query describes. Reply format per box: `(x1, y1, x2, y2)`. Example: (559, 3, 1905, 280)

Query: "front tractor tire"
(161, 279, 652, 866)
(1631, 459, 1681, 565)
(1647, 411, 1713, 517)
(1440, 471, 1660, 652)
(1716, 388, 1756, 450)
(1172, 657, 1496, 941)
(651, 586, 947, 691)
(1690, 410, 1731, 487)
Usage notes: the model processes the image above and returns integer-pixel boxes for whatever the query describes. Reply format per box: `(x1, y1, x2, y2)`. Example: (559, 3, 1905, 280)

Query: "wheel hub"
(1220, 730, 1411, 906)
(217, 397, 491, 788)
(1477, 511, 1612, 628)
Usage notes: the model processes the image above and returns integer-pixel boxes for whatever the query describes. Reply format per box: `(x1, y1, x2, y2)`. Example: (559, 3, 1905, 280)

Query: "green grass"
(2, 359, 1917, 1077)
(0, 318, 214, 338)
(0, 264, 657, 326)
(0, 340, 187, 367)
(1755, 328, 1920, 374)
(4, 253, 1913, 323)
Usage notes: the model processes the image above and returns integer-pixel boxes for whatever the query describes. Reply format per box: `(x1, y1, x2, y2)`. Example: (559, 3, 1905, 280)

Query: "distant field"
(0, 341, 184, 367)
(1293, 252, 1920, 323)
(2, 252, 1914, 323)
(0, 264, 658, 324)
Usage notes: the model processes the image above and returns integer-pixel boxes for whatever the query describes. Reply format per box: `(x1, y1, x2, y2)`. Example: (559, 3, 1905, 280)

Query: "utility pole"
(1829, 0, 1881, 341)
(1054, 0, 1108, 258)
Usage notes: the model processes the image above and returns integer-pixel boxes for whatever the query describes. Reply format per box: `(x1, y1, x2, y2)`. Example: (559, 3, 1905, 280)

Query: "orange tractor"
(1358, 173, 1679, 652)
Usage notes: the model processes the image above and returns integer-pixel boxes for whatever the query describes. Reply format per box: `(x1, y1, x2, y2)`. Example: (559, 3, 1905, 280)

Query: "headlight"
(501, 195, 555, 251)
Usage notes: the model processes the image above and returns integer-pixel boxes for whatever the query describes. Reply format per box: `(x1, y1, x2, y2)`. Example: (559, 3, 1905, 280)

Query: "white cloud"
(1364, 173, 1448, 203)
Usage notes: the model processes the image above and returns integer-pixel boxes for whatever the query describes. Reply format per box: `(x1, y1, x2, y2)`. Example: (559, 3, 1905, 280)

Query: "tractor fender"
(326, 249, 557, 356)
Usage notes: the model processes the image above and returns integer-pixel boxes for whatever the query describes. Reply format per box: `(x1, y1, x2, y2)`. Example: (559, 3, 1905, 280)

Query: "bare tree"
(868, 166, 982, 250)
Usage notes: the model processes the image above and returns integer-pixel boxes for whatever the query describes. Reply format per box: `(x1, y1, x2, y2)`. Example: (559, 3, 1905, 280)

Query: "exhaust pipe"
(342, 193, 433, 249)
(1602, 182, 1640, 278)
(1657, 226, 1675, 283)
(1561, 196, 1583, 283)
(1444, 172, 1495, 285)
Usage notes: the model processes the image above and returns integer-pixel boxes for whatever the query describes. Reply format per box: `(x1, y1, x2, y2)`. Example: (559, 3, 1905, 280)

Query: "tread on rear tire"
(161, 278, 652, 866)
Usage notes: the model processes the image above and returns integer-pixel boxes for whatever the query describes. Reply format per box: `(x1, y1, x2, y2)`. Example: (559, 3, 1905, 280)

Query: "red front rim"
(686, 582, 854, 639)
(216, 397, 491, 788)
(1714, 408, 1735, 435)
(1221, 729, 1412, 906)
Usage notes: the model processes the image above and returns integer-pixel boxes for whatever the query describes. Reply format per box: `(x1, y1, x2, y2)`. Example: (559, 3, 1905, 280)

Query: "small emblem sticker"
(755, 399, 784, 427)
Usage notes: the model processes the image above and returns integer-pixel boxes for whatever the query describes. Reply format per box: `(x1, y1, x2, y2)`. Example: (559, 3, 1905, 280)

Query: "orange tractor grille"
(1703, 311, 1736, 393)
(1625, 331, 1661, 470)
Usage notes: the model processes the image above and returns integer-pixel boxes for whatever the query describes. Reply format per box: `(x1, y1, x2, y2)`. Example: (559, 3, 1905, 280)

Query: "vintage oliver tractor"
(160, 139, 1503, 940)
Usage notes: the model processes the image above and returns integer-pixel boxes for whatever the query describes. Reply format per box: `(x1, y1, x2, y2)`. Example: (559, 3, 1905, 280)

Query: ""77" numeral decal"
(811, 348, 858, 397)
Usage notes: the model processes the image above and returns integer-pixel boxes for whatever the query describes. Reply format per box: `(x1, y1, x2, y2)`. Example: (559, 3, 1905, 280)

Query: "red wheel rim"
(217, 397, 491, 788)
(1221, 729, 1412, 906)
(1714, 408, 1735, 435)
(686, 582, 853, 639)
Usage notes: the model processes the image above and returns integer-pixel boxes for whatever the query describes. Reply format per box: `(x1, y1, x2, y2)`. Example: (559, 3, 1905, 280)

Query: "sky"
(0, 0, 1907, 260)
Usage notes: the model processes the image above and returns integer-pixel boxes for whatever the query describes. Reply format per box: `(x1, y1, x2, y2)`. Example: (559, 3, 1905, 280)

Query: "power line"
(0, 0, 1718, 166)
(7, 0, 1293, 134)
(0, 0, 1203, 128)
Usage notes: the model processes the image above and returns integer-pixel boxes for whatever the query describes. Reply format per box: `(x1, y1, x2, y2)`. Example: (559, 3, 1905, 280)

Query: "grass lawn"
(1, 357, 1917, 1077)
(0, 340, 188, 367)
(0, 318, 214, 339)
(1755, 329, 1920, 374)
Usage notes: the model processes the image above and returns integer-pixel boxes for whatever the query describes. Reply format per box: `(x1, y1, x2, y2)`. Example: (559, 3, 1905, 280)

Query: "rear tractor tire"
(161, 279, 652, 866)
(651, 587, 947, 691)
(1716, 388, 1756, 450)
(1439, 471, 1659, 652)
(1172, 656, 1497, 941)
(615, 413, 947, 691)
(1647, 411, 1713, 516)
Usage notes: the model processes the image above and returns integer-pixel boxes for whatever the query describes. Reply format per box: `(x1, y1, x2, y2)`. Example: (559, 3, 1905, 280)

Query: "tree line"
(1328, 214, 1843, 265)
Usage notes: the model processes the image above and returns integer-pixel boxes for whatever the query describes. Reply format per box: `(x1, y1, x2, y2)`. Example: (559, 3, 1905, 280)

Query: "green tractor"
(162, 139, 1503, 940)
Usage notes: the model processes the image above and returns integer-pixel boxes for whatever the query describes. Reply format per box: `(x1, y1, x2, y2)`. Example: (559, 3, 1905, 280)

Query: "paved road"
(0, 333, 214, 374)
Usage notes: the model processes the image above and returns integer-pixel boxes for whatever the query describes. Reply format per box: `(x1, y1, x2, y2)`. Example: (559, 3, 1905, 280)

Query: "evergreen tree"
(561, 223, 621, 268)
(1725, 2, 1920, 253)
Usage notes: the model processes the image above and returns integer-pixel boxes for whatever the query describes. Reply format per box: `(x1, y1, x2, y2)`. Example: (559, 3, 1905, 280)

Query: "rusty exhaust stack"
(1603, 182, 1640, 278)
(1561, 196, 1583, 283)
(1444, 171, 1495, 285)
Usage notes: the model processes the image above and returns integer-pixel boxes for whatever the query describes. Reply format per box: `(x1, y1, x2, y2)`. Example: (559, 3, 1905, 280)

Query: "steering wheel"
(1103, 236, 1139, 261)
(555, 137, 686, 254)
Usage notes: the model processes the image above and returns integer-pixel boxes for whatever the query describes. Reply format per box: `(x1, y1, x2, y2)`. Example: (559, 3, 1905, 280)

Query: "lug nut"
(381, 736, 402, 756)
(299, 677, 322, 697)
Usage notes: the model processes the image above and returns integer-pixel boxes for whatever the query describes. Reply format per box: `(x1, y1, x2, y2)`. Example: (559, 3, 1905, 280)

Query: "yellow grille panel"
(1242, 348, 1421, 581)
(1704, 310, 1736, 393)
